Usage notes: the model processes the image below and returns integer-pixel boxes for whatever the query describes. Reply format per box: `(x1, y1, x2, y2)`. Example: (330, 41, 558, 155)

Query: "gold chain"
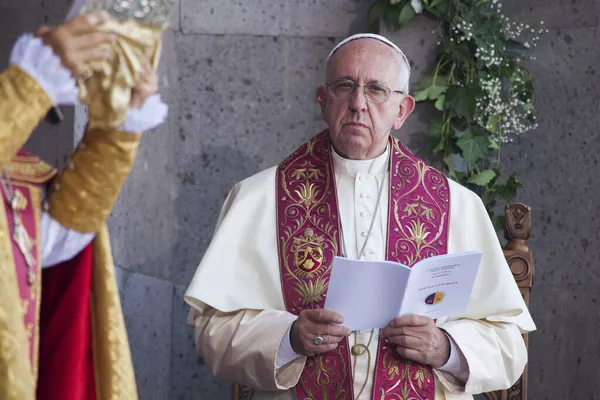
(351, 329, 375, 400)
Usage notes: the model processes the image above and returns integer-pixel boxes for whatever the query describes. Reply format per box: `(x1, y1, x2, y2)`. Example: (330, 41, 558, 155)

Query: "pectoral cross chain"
(11, 194, 36, 285)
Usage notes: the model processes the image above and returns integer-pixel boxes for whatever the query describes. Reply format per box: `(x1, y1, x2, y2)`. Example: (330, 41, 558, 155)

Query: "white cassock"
(185, 145, 536, 400)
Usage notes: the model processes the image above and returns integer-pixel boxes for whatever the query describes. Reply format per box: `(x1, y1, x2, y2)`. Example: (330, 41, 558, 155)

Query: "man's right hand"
(35, 11, 116, 79)
(290, 309, 351, 357)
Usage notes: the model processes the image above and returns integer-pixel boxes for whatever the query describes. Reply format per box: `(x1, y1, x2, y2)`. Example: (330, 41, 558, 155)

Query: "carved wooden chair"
(233, 203, 534, 400)
(479, 202, 534, 400)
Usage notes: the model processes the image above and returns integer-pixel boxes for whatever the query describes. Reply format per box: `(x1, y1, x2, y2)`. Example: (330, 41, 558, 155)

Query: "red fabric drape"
(36, 243, 96, 400)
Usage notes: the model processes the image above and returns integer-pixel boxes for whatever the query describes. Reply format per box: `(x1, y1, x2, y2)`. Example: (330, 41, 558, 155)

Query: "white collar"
(331, 144, 389, 177)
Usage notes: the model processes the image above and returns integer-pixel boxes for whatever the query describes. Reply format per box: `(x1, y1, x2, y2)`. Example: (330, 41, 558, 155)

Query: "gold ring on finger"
(80, 67, 93, 81)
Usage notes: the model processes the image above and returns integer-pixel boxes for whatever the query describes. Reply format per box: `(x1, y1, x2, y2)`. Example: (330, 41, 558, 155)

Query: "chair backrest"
(481, 203, 534, 400)
(233, 203, 535, 400)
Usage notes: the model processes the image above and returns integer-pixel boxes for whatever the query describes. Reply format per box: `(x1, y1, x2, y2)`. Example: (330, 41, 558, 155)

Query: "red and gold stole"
(276, 130, 450, 399)
(0, 150, 55, 384)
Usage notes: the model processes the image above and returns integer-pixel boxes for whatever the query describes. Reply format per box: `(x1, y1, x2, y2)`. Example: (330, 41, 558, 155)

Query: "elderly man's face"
(317, 39, 415, 160)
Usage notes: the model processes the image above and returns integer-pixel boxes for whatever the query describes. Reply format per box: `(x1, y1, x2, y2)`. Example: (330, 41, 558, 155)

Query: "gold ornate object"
(0, 65, 52, 165)
(79, 0, 176, 26)
(73, 0, 176, 129)
(10, 190, 37, 284)
(47, 127, 141, 233)
(78, 20, 162, 129)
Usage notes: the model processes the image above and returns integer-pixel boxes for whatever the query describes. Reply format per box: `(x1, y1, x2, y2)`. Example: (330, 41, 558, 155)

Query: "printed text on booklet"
(323, 251, 482, 331)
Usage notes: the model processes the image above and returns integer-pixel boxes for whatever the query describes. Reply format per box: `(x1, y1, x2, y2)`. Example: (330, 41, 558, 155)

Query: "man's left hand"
(380, 315, 450, 368)
(130, 61, 158, 109)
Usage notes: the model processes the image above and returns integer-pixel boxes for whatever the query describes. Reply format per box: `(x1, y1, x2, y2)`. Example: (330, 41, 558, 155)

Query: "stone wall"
(2, 0, 599, 398)
(500, 1, 600, 398)
(0, 0, 75, 167)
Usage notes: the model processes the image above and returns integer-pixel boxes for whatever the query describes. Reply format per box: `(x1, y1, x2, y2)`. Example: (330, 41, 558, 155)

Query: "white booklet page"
(323, 251, 482, 331)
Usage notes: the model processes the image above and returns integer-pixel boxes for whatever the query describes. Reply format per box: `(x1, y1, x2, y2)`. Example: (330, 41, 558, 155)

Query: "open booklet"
(323, 251, 482, 331)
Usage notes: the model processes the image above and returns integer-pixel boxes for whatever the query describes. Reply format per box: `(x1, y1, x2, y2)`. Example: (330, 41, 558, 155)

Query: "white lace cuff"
(9, 34, 78, 106)
(121, 93, 168, 134)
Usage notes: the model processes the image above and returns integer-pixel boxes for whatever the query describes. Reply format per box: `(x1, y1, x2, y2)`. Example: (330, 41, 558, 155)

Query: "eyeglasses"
(325, 78, 405, 104)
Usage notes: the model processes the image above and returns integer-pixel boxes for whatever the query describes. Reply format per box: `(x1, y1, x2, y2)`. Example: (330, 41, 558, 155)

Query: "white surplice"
(185, 145, 536, 400)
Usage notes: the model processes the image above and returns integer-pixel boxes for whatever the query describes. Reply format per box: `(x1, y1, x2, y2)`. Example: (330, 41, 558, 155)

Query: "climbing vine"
(368, 0, 546, 229)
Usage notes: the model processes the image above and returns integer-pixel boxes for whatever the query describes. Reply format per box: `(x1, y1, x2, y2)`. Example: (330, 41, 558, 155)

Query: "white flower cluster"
(501, 16, 548, 43)
(498, 3, 548, 50)
(450, 19, 474, 44)
(475, 74, 537, 143)
(475, 43, 503, 67)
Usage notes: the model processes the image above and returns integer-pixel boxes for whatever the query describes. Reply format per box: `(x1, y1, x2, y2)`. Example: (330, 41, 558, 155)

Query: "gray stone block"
(24, 110, 75, 170)
(172, 33, 336, 285)
(501, 25, 600, 287)
(502, 0, 599, 30)
(0, 0, 72, 69)
(114, 265, 127, 303)
(170, 0, 181, 32)
(120, 270, 173, 400)
(181, 0, 372, 37)
(169, 285, 232, 399)
(527, 284, 600, 399)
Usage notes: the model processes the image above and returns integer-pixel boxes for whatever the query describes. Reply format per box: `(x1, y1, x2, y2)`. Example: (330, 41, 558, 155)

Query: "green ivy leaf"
(426, 0, 447, 13)
(456, 131, 488, 166)
(468, 169, 497, 186)
(481, 186, 497, 206)
(367, 1, 388, 27)
(414, 75, 448, 102)
(416, 74, 449, 89)
(492, 215, 506, 232)
(445, 86, 476, 120)
(413, 84, 447, 102)
(384, 7, 400, 29)
(486, 114, 502, 134)
(504, 40, 529, 58)
(413, 88, 429, 102)
(450, 117, 469, 135)
(398, 3, 416, 27)
(429, 84, 447, 99)
(427, 118, 445, 154)
(429, 0, 445, 7)
(496, 174, 524, 202)
(488, 136, 500, 150)
(434, 94, 446, 111)
(443, 156, 467, 183)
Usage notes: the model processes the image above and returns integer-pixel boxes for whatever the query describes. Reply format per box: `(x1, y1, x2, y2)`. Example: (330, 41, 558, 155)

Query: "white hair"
(325, 33, 411, 94)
